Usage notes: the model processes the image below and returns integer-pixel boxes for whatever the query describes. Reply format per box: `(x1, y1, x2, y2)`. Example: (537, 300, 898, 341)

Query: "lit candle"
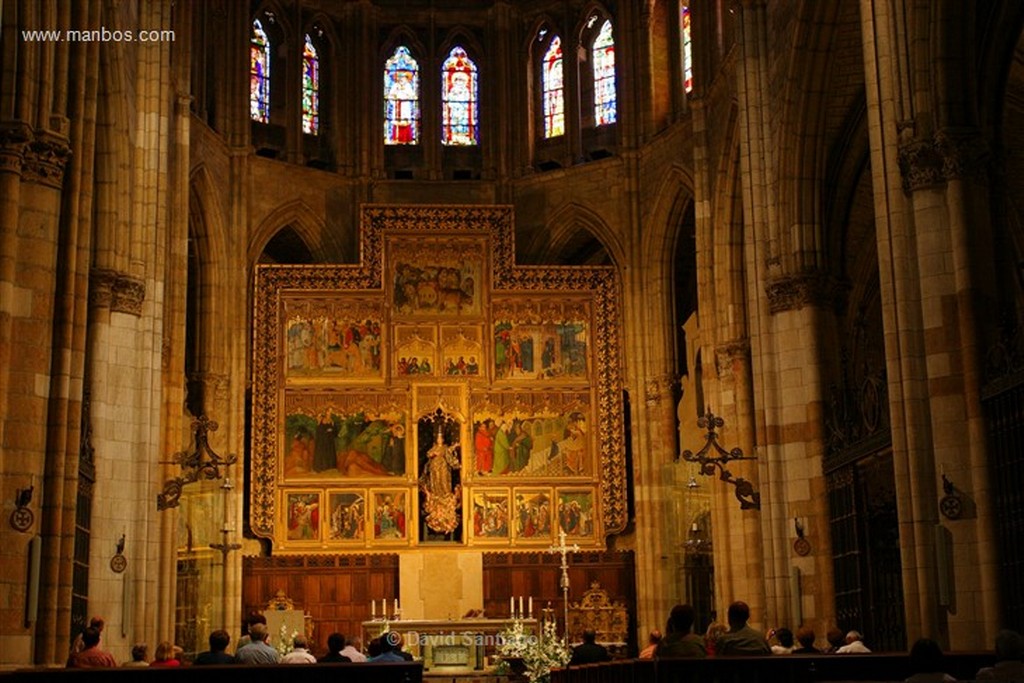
(510, 596, 515, 616)
(528, 596, 533, 616)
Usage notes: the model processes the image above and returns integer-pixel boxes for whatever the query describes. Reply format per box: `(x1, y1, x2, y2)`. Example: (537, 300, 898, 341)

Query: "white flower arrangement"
(497, 618, 571, 683)
(275, 622, 299, 656)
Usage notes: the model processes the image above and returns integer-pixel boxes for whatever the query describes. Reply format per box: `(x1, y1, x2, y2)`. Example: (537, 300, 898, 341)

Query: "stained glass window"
(681, 5, 693, 94)
(384, 46, 420, 145)
(441, 46, 478, 146)
(250, 19, 270, 123)
(302, 34, 319, 135)
(542, 35, 564, 138)
(592, 20, 616, 126)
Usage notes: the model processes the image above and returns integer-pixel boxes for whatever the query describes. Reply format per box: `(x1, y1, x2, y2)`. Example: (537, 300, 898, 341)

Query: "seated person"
(369, 632, 407, 662)
(656, 604, 707, 658)
(824, 628, 846, 653)
(905, 638, 956, 683)
(149, 641, 181, 667)
(639, 630, 662, 659)
(976, 629, 1024, 680)
(122, 643, 149, 667)
(193, 629, 235, 665)
(837, 629, 871, 653)
(770, 627, 795, 654)
(236, 623, 281, 664)
(717, 601, 771, 656)
(569, 630, 611, 665)
(792, 626, 820, 654)
(281, 634, 317, 663)
(319, 632, 352, 662)
(67, 627, 117, 668)
(340, 635, 367, 662)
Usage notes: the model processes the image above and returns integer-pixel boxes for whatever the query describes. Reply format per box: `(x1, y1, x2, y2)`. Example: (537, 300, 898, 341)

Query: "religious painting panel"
(440, 325, 484, 378)
(281, 392, 410, 481)
(394, 325, 438, 378)
(326, 490, 367, 543)
(283, 296, 385, 383)
(389, 235, 485, 317)
(283, 491, 322, 543)
(556, 489, 597, 539)
(492, 298, 591, 382)
(470, 392, 593, 478)
(371, 489, 410, 544)
(512, 488, 553, 544)
(470, 489, 511, 543)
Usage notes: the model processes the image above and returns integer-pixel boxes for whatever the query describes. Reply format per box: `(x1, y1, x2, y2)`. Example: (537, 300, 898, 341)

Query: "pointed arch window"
(592, 20, 616, 126)
(681, 5, 694, 94)
(302, 34, 319, 135)
(441, 46, 479, 146)
(542, 35, 565, 138)
(384, 46, 420, 145)
(250, 18, 271, 123)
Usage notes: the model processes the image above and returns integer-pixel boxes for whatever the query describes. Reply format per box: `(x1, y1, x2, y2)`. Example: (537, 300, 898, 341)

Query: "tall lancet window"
(384, 46, 420, 145)
(250, 18, 271, 123)
(542, 35, 564, 138)
(592, 20, 616, 125)
(681, 5, 693, 94)
(441, 46, 479, 146)
(302, 34, 319, 134)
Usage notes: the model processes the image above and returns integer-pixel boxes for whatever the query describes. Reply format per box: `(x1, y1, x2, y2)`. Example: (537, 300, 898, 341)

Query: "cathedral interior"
(2, 0, 1024, 668)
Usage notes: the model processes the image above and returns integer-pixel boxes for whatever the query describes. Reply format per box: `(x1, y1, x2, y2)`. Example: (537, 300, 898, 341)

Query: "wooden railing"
(549, 653, 998, 683)
(0, 661, 423, 683)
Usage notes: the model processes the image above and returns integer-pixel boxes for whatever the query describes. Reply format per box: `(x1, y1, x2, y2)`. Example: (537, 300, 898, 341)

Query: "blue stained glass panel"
(542, 36, 564, 138)
(441, 46, 479, 146)
(384, 46, 420, 145)
(250, 19, 270, 123)
(592, 20, 616, 126)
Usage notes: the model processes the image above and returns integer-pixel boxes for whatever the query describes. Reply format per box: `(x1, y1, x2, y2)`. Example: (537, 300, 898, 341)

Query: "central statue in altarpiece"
(250, 205, 626, 554)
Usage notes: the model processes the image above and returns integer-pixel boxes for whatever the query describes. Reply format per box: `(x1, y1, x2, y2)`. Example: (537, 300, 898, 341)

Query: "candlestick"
(372, 600, 377, 619)
(394, 597, 398, 616)
(528, 596, 533, 616)
(519, 596, 523, 617)
(510, 596, 515, 616)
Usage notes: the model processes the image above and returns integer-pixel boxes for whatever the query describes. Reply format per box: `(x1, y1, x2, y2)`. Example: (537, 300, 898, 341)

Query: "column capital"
(714, 339, 750, 379)
(0, 121, 32, 175)
(765, 271, 848, 315)
(22, 130, 71, 189)
(89, 268, 146, 317)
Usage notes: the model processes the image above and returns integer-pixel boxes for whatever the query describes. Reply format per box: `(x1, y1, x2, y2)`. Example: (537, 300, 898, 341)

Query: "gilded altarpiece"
(252, 206, 625, 551)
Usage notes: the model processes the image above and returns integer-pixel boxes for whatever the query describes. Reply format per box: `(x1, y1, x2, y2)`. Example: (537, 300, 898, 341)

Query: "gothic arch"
(248, 199, 327, 266)
(540, 201, 622, 267)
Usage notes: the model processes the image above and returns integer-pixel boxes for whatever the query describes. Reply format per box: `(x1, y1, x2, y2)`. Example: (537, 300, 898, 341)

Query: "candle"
(528, 597, 533, 616)
(519, 596, 524, 617)
(510, 596, 515, 616)
(394, 598, 399, 616)
(372, 600, 377, 618)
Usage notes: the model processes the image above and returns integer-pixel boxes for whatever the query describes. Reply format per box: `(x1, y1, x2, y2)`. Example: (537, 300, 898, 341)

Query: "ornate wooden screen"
(250, 205, 626, 552)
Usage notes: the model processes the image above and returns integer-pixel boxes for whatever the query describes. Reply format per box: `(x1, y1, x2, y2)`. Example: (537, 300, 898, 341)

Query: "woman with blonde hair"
(149, 641, 181, 667)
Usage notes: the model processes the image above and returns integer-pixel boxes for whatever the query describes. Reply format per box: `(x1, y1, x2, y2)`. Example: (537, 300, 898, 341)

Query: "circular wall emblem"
(110, 554, 128, 573)
(939, 495, 963, 520)
(10, 507, 34, 532)
(793, 537, 811, 556)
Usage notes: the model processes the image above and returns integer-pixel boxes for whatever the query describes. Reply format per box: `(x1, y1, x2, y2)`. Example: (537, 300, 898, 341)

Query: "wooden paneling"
(242, 554, 399, 653)
(483, 550, 636, 652)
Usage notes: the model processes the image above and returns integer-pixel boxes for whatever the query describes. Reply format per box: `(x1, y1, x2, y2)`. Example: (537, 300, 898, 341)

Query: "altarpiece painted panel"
(252, 205, 624, 552)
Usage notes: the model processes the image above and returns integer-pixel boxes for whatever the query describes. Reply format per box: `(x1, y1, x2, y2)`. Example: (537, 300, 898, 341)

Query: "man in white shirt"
(340, 635, 367, 662)
(836, 630, 872, 653)
(235, 623, 281, 664)
(281, 634, 317, 664)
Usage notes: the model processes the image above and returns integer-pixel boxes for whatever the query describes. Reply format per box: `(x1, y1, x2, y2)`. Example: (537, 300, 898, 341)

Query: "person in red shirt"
(67, 628, 116, 668)
(149, 641, 181, 667)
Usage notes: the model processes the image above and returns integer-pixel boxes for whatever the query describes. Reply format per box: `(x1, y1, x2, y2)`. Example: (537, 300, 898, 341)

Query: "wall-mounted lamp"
(678, 410, 760, 510)
(939, 471, 963, 520)
(157, 415, 237, 510)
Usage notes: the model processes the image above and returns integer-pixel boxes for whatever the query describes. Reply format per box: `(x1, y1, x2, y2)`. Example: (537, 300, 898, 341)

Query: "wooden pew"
(550, 652, 997, 683)
(0, 661, 423, 683)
